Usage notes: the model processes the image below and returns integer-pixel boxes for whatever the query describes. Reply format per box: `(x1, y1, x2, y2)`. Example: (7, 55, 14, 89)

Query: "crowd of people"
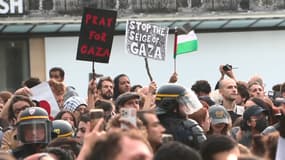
(0, 65, 285, 160)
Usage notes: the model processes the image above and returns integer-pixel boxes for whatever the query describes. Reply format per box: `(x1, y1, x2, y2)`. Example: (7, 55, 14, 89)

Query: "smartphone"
(89, 109, 104, 130)
(89, 109, 104, 120)
(120, 108, 137, 129)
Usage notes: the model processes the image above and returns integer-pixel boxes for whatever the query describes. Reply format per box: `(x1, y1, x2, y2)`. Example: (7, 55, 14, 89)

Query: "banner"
(125, 20, 169, 61)
(31, 82, 60, 117)
(76, 8, 117, 63)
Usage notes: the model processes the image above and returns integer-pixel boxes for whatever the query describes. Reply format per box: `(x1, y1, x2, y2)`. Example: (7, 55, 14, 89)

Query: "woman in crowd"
(207, 104, 232, 136)
(54, 110, 77, 130)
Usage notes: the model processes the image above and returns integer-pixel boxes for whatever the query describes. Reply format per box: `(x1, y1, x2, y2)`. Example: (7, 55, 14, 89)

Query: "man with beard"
(97, 76, 114, 101)
(219, 78, 244, 125)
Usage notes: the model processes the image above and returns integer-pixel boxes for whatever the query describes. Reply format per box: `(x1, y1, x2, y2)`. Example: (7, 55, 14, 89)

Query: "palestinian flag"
(175, 30, 198, 58)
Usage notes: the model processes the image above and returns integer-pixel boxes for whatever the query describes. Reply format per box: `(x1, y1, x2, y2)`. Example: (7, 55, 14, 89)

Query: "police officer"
(155, 84, 206, 149)
(12, 107, 52, 159)
(52, 120, 74, 139)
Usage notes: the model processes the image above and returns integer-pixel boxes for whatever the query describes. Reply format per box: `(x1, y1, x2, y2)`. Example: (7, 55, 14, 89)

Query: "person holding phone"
(114, 92, 142, 130)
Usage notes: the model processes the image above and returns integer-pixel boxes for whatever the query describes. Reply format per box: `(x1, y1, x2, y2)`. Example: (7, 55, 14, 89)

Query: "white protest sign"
(30, 82, 60, 117)
(125, 20, 169, 60)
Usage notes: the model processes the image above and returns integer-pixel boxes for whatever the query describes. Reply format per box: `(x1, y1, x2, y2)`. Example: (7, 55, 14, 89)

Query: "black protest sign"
(125, 20, 169, 61)
(76, 8, 117, 63)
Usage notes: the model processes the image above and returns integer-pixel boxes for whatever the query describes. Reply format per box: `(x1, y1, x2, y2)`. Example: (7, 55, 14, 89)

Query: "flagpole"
(144, 58, 153, 82)
(173, 28, 178, 73)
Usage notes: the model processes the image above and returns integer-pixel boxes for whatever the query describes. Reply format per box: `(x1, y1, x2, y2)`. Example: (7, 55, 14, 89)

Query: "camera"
(223, 64, 232, 71)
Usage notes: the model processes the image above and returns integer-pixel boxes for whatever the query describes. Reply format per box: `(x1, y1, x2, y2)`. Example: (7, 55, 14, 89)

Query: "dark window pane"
(0, 40, 29, 92)
(29, 0, 39, 10)
(43, 0, 53, 10)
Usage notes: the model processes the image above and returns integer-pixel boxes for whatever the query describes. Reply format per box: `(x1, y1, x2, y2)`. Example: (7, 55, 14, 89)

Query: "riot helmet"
(17, 107, 52, 145)
(52, 120, 74, 139)
(156, 84, 202, 115)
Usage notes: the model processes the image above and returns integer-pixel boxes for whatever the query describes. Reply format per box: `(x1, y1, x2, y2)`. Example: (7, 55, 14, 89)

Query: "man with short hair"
(137, 110, 165, 152)
(219, 78, 244, 124)
(97, 76, 114, 101)
(191, 80, 215, 106)
(49, 67, 78, 102)
(154, 141, 202, 160)
(49, 67, 65, 82)
(248, 81, 265, 98)
(200, 135, 240, 160)
(79, 129, 153, 160)
(191, 80, 211, 97)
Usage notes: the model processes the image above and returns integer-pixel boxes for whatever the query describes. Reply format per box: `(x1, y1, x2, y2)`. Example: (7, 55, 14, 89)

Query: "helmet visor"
(177, 91, 203, 115)
(18, 122, 47, 144)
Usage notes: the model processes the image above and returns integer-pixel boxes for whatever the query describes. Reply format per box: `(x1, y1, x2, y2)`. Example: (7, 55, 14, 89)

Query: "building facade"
(1, 0, 285, 95)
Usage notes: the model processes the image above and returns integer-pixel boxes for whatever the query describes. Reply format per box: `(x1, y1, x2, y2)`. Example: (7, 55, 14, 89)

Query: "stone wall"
(17, 0, 285, 17)
(132, 0, 177, 12)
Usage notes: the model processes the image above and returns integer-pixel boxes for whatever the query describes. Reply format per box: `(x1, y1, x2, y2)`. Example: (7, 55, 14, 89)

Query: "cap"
(209, 104, 231, 125)
(115, 92, 140, 108)
(243, 105, 266, 121)
(63, 96, 87, 112)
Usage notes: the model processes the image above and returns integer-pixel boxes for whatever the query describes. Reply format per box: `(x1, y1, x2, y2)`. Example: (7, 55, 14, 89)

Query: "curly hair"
(7, 95, 34, 124)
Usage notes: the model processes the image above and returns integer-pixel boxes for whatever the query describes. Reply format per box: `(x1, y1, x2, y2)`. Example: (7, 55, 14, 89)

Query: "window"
(0, 39, 30, 92)
(29, 0, 39, 10)
(43, 0, 53, 10)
